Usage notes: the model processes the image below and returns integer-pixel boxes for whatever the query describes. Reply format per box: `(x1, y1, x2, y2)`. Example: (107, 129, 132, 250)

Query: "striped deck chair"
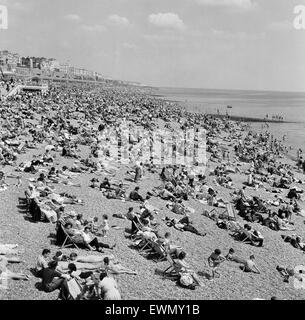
(148, 240, 168, 262)
(60, 224, 80, 249)
(58, 278, 83, 300)
(222, 203, 237, 221)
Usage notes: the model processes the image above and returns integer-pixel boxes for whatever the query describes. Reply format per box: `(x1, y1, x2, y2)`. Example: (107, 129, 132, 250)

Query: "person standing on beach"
(208, 249, 226, 279)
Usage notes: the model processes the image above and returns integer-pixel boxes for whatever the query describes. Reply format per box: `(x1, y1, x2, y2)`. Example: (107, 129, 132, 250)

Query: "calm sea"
(155, 87, 305, 154)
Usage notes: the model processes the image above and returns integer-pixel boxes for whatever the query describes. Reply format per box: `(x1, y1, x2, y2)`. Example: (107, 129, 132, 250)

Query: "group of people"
(1, 78, 304, 300)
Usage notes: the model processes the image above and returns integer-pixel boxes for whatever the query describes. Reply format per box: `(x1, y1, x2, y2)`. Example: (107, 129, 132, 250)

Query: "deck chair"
(148, 240, 168, 262)
(234, 228, 258, 245)
(162, 254, 180, 279)
(58, 278, 83, 300)
(60, 224, 80, 249)
(222, 203, 237, 221)
(130, 222, 143, 240)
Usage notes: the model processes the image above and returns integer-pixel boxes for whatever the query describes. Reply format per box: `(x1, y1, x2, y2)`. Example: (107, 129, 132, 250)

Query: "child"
(207, 249, 226, 280)
(91, 217, 100, 234)
(100, 214, 110, 237)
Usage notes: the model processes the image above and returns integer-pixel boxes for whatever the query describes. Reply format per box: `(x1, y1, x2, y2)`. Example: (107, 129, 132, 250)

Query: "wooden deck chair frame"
(138, 238, 155, 256)
(60, 224, 80, 249)
(130, 222, 143, 240)
(57, 278, 83, 300)
(149, 240, 168, 262)
(162, 254, 180, 279)
(222, 203, 236, 221)
(238, 228, 259, 245)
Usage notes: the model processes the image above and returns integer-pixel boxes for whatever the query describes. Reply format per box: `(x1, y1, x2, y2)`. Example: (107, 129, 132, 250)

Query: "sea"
(154, 87, 305, 155)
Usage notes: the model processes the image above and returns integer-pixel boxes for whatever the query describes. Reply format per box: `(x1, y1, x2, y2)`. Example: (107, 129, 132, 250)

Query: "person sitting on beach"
(35, 249, 51, 278)
(40, 260, 68, 294)
(163, 215, 206, 237)
(175, 251, 203, 288)
(158, 232, 182, 258)
(243, 224, 264, 247)
(81, 226, 116, 252)
(75, 214, 85, 230)
(129, 186, 144, 202)
(64, 222, 86, 245)
(98, 271, 121, 300)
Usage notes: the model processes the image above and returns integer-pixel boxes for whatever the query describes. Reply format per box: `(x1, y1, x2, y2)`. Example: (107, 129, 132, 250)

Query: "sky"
(0, 0, 305, 92)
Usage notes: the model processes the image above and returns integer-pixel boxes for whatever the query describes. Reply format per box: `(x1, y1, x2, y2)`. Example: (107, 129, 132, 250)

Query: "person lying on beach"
(0, 244, 23, 256)
(163, 216, 206, 237)
(103, 257, 137, 275)
(240, 255, 260, 274)
(225, 248, 247, 264)
(207, 249, 226, 279)
(103, 183, 125, 200)
(0, 256, 30, 282)
(281, 235, 305, 251)
(158, 232, 183, 258)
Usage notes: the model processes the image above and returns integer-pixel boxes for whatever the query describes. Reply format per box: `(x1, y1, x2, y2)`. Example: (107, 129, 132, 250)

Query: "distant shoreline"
(150, 92, 299, 124)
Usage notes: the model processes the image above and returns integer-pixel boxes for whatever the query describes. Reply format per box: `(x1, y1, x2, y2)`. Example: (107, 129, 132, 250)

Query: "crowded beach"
(1, 80, 305, 300)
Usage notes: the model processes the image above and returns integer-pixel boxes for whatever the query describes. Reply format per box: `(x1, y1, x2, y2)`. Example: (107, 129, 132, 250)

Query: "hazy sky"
(1, 0, 305, 91)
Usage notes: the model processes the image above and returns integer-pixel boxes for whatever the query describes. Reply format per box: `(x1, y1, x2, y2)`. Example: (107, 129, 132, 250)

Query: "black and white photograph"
(0, 0, 305, 307)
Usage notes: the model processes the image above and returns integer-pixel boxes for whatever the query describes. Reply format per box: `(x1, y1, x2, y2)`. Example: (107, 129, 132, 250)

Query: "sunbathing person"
(282, 234, 305, 251)
(164, 216, 206, 237)
(102, 257, 137, 275)
(69, 252, 115, 264)
(0, 244, 23, 256)
(0, 256, 30, 281)
(175, 251, 203, 288)
(225, 248, 247, 264)
(82, 226, 116, 252)
(240, 255, 260, 274)
(158, 232, 182, 258)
